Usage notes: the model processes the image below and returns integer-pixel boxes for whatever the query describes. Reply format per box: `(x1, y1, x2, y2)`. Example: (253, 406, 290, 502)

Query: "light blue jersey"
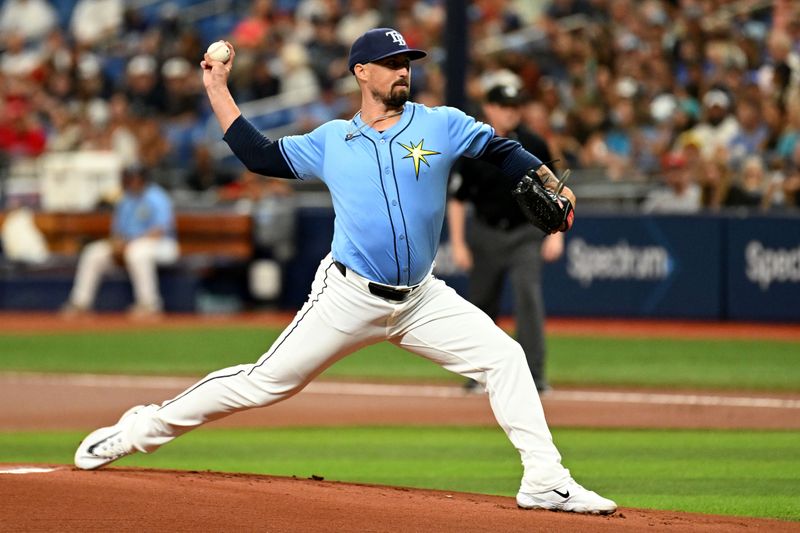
(279, 102, 494, 286)
(112, 183, 176, 241)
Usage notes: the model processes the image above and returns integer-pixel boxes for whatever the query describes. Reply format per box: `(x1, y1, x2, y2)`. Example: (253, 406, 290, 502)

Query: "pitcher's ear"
(354, 63, 368, 82)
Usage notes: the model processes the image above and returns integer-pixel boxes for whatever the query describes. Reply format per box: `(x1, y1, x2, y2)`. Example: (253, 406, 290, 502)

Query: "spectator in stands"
(757, 31, 800, 103)
(42, 105, 82, 153)
(294, 0, 342, 43)
(641, 152, 701, 213)
(185, 144, 237, 193)
(161, 57, 202, 122)
(0, 100, 47, 160)
(728, 96, 769, 169)
(306, 16, 349, 85)
(75, 94, 138, 169)
(232, 0, 274, 50)
(277, 41, 319, 100)
(123, 54, 165, 117)
(775, 141, 800, 210)
(692, 89, 740, 160)
(725, 155, 772, 210)
(600, 97, 638, 181)
(74, 53, 113, 102)
(0, 30, 44, 78)
(40, 32, 75, 101)
(217, 169, 294, 213)
(522, 100, 565, 168)
(228, 0, 276, 94)
(76, 99, 114, 152)
(105, 92, 139, 168)
(697, 156, 732, 210)
(69, 0, 124, 49)
(240, 55, 280, 101)
(134, 116, 171, 182)
(470, 0, 524, 39)
(62, 164, 179, 318)
(761, 98, 786, 160)
(159, 57, 204, 174)
(783, 169, 800, 210)
(296, 78, 350, 130)
(776, 96, 800, 161)
(335, 0, 380, 47)
(0, 0, 57, 44)
(1, 0, 798, 206)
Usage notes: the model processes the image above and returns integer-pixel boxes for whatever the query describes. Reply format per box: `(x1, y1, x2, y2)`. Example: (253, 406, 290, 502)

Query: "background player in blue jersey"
(75, 28, 616, 515)
(61, 164, 179, 318)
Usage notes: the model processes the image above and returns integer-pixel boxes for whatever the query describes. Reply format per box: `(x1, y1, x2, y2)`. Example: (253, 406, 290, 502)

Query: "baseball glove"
(512, 167, 575, 234)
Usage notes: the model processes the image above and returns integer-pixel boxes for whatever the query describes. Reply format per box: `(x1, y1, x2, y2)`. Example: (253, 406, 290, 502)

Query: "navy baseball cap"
(348, 28, 427, 73)
(485, 85, 525, 106)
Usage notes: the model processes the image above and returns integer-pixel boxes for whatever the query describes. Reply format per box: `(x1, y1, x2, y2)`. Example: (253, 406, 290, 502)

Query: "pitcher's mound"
(1, 466, 794, 532)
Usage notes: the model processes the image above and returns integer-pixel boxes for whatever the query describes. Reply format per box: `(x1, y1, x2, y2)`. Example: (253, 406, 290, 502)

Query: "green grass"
(1, 328, 799, 391)
(547, 337, 800, 390)
(2, 427, 798, 521)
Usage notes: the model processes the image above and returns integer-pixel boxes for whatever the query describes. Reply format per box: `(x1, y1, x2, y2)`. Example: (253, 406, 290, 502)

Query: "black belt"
(333, 261, 417, 302)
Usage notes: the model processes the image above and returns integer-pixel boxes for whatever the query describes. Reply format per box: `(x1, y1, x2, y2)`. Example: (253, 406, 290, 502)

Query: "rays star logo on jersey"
(398, 139, 441, 179)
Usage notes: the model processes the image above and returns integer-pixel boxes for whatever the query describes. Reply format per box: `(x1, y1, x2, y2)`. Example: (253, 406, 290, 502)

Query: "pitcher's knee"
(502, 337, 526, 362)
(485, 339, 529, 374)
(245, 363, 307, 398)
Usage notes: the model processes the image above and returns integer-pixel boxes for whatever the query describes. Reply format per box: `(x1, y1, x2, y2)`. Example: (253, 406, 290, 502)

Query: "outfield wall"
(1, 209, 798, 321)
(283, 210, 800, 322)
(539, 213, 799, 321)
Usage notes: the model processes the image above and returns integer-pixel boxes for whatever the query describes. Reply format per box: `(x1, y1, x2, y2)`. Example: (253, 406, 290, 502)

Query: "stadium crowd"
(0, 0, 799, 212)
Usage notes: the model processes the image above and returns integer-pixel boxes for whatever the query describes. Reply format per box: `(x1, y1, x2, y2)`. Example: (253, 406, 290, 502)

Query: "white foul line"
(546, 390, 800, 410)
(306, 382, 800, 409)
(0, 467, 59, 474)
(1, 372, 799, 410)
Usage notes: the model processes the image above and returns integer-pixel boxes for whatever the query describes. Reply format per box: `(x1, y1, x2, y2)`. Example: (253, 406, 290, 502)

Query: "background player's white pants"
(126, 254, 571, 493)
(69, 237, 179, 310)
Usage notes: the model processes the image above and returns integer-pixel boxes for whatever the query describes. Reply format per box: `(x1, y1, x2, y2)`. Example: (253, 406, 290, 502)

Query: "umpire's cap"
(348, 28, 427, 73)
(485, 85, 525, 106)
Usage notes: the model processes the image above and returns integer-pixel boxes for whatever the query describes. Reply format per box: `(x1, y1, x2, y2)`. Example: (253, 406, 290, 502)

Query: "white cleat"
(517, 479, 617, 515)
(74, 405, 143, 470)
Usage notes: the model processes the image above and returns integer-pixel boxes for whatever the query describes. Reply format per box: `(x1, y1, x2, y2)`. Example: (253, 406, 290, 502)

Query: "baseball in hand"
(206, 41, 230, 63)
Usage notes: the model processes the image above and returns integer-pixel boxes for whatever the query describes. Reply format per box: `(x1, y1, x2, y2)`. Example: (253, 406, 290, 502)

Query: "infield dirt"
(3, 467, 800, 532)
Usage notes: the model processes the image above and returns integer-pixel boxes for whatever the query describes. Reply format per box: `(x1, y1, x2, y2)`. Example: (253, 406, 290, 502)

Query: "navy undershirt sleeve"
(475, 136, 543, 185)
(222, 115, 296, 179)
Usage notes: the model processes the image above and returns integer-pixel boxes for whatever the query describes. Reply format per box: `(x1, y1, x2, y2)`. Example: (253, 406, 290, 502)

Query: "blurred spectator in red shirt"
(0, 100, 46, 159)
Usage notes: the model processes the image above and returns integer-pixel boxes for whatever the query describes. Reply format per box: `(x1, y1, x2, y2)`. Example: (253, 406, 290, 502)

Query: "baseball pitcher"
(75, 28, 614, 515)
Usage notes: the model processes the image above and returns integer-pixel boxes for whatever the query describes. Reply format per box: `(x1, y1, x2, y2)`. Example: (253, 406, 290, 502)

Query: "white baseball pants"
(127, 253, 571, 493)
(69, 237, 179, 310)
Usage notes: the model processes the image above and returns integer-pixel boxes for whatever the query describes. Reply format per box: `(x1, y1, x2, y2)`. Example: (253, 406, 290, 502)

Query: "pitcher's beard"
(375, 85, 409, 109)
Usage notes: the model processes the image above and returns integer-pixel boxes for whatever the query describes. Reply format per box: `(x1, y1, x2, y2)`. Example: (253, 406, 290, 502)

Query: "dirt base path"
(1, 373, 799, 431)
(2, 467, 797, 533)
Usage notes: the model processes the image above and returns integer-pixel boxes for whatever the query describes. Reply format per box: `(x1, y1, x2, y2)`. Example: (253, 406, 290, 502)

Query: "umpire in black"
(447, 84, 564, 394)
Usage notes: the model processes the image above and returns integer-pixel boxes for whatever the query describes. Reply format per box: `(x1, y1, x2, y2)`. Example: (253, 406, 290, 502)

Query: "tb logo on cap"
(385, 30, 406, 46)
